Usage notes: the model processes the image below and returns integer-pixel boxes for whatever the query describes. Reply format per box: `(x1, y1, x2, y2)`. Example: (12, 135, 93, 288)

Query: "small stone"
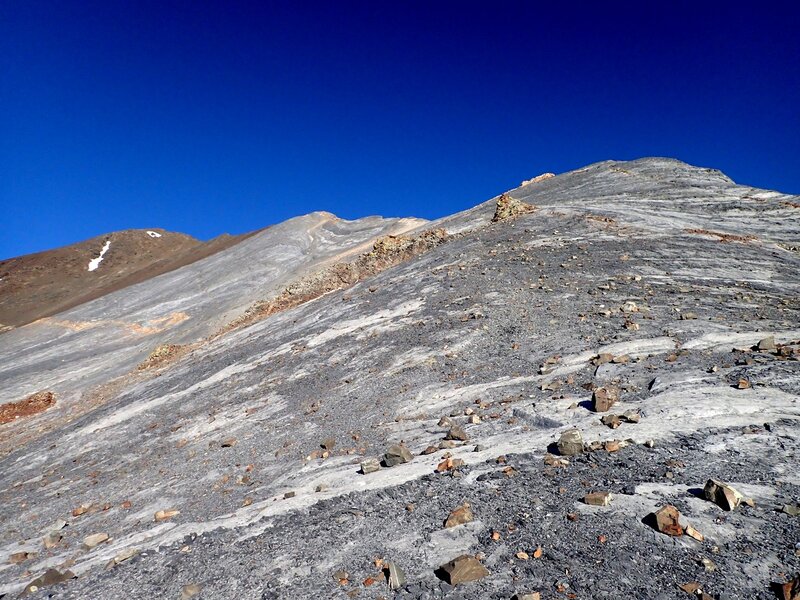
(436, 554, 490, 585)
(220, 438, 237, 447)
(112, 548, 139, 564)
(782, 504, 800, 517)
(436, 457, 465, 472)
(757, 336, 776, 351)
(43, 533, 62, 549)
(445, 426, 469, 441)
(71, 503, 92, 517)
(593, 387, 619, 412)
(611, 354, 630, 364)
(83, 532, 110, 549)
(557, 429, 584, 456)
(439, 440, 458, 449)
(604, 440, 621, 453)
(593, 353, 614, 365)
(9, 551, 33, 564)
(154, 509, 180, 522)
(181, 583, 202, 599)
(685, 525, 705, 541)
(421, 445, 438, 455)
(584, 491, 612, 506)
(444, 503, 474, 528)
(283, 491, 295, 499)
(601, 414, 622, 429)
(680, 312, 697, 320)
(321, 437, 336, 450)
(468, 415, 481, 424)
(473, 444, 486, 452)
(333, 569, 349, 583)
(512, 594, 541, 600)
(315, 484, 329, 493)
(360, 458, 381, 474)
(703, 479, 743, 511)
(22, 568, 75, 594)
(384, 444, 414, 467)
(737, 378, 751, 389)
(621, 410, 641, 423)
(699, 557, 716, 572)
(384, 562, 406, 590)
(438, 416, 453, 427)
(543, 453, 569, 467)
(644, 439, 655, 448)
(515, 551, 530, 560)
(772, 575, 800, 600)
(652, 505, 683, 536)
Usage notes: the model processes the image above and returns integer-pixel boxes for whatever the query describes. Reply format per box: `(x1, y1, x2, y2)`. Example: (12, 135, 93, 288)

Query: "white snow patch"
(146, 230, 162, 238)
(87, 240, 111, 272)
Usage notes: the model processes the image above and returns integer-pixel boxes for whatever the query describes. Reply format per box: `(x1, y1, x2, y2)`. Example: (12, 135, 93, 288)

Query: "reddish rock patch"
(0, 391, 56, 425)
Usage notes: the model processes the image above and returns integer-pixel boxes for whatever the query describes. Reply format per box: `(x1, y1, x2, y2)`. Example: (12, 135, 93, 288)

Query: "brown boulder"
(436, 554, 490, 585)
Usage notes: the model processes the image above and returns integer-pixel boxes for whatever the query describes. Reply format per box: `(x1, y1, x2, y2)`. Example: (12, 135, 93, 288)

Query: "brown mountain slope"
(0, 228, 257, 329)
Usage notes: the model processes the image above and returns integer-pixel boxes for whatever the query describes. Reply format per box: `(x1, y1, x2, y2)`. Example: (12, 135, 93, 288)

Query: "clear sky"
(2, 1, 799, 259)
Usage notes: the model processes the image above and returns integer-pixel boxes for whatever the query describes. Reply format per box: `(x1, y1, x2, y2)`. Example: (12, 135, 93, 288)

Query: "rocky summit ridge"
(0, 157, 798, 599)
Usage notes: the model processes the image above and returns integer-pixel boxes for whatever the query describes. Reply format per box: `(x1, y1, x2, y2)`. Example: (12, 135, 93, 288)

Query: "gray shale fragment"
(557, 429, 584, 456)
(384, 444, 413, 467)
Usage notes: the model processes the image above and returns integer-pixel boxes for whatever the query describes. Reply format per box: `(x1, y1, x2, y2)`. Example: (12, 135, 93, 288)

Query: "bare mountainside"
(0, 228, 259, 329)
(0, 158, 798, 600)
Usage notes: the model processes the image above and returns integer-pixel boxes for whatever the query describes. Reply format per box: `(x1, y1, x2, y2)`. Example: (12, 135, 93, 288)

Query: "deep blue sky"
(2, 1, 799, 259)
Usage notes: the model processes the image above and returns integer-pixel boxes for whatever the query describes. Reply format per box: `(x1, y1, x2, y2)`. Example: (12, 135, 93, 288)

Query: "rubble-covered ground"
(0, 158, 798, 599)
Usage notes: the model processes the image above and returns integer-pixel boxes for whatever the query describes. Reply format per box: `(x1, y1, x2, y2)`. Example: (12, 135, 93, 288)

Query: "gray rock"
(436, 554, 490, 585)
(360, 458, 381, 474)
(557, 429, 584, 456)
(445, 426, 468, 441)
(384, 444, 413, 467)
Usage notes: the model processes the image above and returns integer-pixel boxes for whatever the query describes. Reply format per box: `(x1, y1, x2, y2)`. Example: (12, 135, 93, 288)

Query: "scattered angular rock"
(737, 378, 751, 389)
(444, 503, 474, 528)
(154, 509, 180, 522)
(601, 414, 622, 429)
(181, 583, 202, 599)
(445, 425, 468, 441)
(436, 457, 465, 473)
(782, 504, 800, 517)
(384, 444, 413, 467)
(621, 409, 641, 423)
(584, 491, 612, 506)
(703, 479, 743, 511)
(543, 453, 569, 467)
(651, 505, 684, 536)
(512, 593, 541, 600)
(360, 458, 381, 474)
(436, 554, 490, 585)
(321, 437, 336, 450)
(438, 416, 453, 427)
(685, 525, 705, 541)
(9, 551, 33, 564)
(20, 568, 76, 596)
(43, 533, 62, 549)
(384, 561, 406, 591)
(83, 533, 110, 549)
(772, 575, 800, 600)
(557, 429, 584, 456)
(757, 336, 776, 351)
(593, 387, 619, 412)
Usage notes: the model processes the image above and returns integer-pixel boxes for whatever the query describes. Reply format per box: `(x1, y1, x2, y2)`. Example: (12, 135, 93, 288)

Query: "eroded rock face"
(491, 193, 536, 222)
